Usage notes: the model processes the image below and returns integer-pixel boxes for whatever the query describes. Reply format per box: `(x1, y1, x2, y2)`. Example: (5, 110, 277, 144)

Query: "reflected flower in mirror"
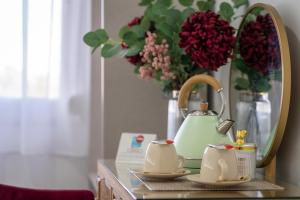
(232, 11, 281, 93)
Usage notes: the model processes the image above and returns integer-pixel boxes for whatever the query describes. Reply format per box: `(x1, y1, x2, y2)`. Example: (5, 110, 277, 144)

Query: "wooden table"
(96, 159, 300, 200)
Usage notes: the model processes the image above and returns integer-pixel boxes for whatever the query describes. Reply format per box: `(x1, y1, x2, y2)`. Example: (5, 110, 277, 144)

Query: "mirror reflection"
(230, 7, 282, 162)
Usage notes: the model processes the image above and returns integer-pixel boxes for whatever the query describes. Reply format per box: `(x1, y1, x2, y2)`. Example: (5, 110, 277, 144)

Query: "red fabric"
(0, 184, 94, 200)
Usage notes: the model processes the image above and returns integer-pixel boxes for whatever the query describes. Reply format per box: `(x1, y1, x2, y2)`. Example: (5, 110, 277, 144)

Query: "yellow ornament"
(235, 130, 248, 146)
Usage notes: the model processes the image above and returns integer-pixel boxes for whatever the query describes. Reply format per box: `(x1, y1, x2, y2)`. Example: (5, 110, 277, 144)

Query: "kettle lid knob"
(200, 102, 208, 112)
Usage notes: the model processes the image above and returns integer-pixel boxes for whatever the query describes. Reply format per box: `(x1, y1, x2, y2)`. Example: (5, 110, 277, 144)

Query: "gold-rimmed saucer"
(186, 174, 251, 186)
(129, 168, 191, 180)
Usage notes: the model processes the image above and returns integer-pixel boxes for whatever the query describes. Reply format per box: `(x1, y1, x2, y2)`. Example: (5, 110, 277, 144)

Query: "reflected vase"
(236, 92, 271, 159)
(166, 90, 202, 140)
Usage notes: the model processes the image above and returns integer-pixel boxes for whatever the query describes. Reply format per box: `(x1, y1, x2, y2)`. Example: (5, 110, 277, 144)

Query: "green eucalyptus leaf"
(255, 78, 271, 92)
(156, 0, 172, 8)
(192, 83, 205, 91)
(181, 55, 191, 65)
(179, 0, 194, 7)
(192, 67, 207, 75)
(162, 81, 173, 94)
(235, 77, 250, 90)
(123, 32, 138, 46)
(196, 0, 214, 11)
(197, 0, 214, 11)
(126, 41, 145, 56)
(117, 49, 129, 57)
(151, 3, 168, 17)
(83, 32, 99, 47)
(244, 14, 256, 24)
(155, 31, 166, 43)
(140, 16, 151, 30)
(144, 5, 160, 21)
(169, 35, 182, 63)
(232, 0, 249, 8)
(83, 29, 109, 48)
(101, 44, 121, 58)
(181, 7, 195, 21)
(126, 47, 141, 57)
(166, 9, 182, 28)
(95, 29, 109, 43)
(197, 1, 209, 11)
(231, 58, 249, 73)
(252, 7, 264, 16)
(156, 22, 174, 38)
(154, 70, 163, 81)
(219, 2, 234, 22)
(169, 45, 182, 62)
(119, 26, 130, 39)
(139, 0, 154, 6)
(234, 85, 244, 90)
(144, 5, 153, 19)
(207, 0, 215, 10)
(129, 25, 146, 38)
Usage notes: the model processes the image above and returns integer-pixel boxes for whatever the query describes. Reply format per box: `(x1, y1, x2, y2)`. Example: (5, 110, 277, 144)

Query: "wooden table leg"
(96, 176, 101, 200)
(265, 155, 276, 183)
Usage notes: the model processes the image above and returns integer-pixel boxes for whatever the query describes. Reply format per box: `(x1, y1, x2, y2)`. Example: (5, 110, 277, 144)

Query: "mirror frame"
(229, 3, 291, 167)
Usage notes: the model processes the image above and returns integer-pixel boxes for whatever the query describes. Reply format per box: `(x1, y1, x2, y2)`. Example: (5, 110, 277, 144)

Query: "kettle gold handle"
(178, 74, 225, 118)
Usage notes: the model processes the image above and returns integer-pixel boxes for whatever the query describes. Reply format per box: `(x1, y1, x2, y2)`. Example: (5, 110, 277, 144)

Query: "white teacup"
(199, 145, 242, 182)
(144, 140, 184, 173)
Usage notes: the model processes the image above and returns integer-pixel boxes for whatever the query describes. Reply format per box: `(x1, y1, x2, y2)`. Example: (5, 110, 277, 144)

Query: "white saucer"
(129, 168, 191, 179)
(186, 174, 251, 186)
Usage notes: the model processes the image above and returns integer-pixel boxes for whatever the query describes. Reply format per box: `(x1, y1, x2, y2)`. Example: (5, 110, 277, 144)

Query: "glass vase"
(236, 92, 271, 159)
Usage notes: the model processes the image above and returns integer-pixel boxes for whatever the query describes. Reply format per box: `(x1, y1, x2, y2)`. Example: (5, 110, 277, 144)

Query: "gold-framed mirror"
(229, 3, 291, 167)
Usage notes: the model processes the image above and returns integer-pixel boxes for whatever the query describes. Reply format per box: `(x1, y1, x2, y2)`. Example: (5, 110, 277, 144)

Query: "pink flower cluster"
(139, 32, 175, 80)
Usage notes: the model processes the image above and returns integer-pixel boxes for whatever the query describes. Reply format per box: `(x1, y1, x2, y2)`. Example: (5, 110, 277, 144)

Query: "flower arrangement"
(232, 10, 281, 92)
(84, 0, 249, 93)
(179, 11, 236, 71)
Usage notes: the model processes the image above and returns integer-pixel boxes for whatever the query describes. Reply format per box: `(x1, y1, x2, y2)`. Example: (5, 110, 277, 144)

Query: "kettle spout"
(217, 119, 235, 135)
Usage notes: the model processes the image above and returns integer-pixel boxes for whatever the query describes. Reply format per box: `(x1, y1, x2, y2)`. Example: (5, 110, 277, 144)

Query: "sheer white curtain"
(0, 0, 91, 156)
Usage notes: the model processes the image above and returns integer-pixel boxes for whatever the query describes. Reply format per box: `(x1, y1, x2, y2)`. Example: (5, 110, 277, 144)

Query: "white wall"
(214, 0, 300, 185)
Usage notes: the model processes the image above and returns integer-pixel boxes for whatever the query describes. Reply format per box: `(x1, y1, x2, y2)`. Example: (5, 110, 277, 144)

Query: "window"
(0, 0, 61, 99)
(0, 0, 22, 97)
(0, 0, 91, 156)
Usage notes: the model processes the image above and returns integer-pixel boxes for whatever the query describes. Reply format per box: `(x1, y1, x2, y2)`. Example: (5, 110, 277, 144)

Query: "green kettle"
(174, 74, 234, 168)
